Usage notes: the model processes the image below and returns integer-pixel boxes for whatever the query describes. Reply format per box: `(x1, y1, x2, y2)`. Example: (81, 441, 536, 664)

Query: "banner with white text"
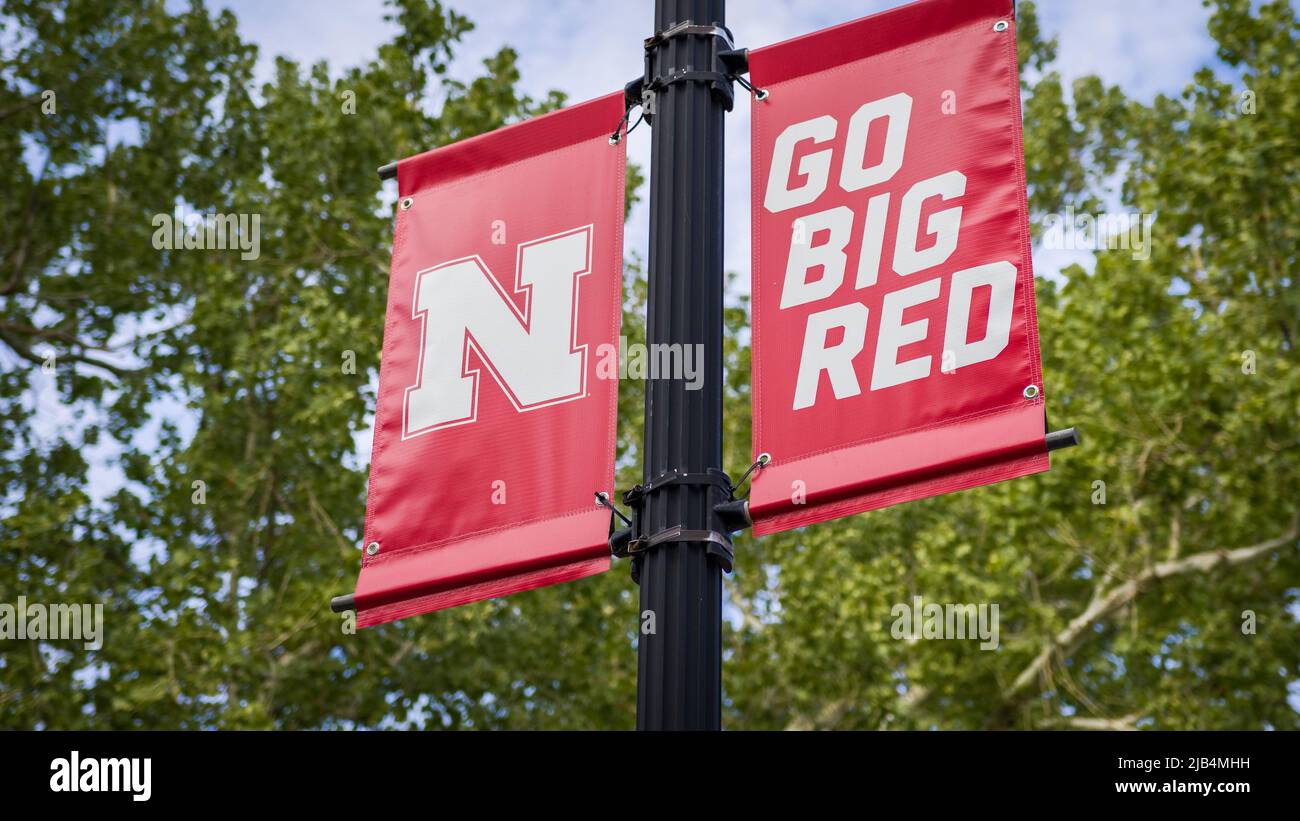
(747, 0, 1049, 536)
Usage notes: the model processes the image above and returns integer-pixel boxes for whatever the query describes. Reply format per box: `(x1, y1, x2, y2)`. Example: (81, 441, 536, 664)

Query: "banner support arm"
(1046, 427, 1081, 452)
(330, 593, 355, 613)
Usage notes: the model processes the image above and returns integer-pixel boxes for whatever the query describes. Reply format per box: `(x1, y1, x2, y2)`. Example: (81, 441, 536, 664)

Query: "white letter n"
(404, 226, 592, 437)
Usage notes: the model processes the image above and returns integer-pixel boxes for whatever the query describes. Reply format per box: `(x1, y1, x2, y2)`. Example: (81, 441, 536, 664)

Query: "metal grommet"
(755, 88, 770, 101)
(400, 197, 413, 210)
(758, 452, 772, 466)
(365, 541, 381, 556)
(608, 135, 620, 146)
(1023, 385, 1040, 399)
(993, 20, 1009, 32)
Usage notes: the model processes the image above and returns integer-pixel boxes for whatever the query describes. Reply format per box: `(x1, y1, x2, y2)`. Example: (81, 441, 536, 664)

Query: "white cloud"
(1036, 0, 1214, 100)
(209, 0, 397, 86)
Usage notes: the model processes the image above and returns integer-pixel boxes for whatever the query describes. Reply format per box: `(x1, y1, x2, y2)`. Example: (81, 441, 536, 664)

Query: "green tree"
(1, 0, 1296, 730)
(0, 0, 597, 729)
(724, 0, 1299, 730)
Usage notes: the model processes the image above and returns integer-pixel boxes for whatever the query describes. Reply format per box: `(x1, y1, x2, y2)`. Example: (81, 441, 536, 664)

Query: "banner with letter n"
(746, 0, 1048, 536)
(351, 93, 626, 627)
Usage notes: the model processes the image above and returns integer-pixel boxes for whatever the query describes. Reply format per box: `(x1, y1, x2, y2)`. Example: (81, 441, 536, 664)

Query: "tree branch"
(784, 698, 850, 731)
(1044, 713, 1140, 731)
(2, 154, 47, 296)
(1006, 521, 1299, 703)
(0, 327, 137, 378)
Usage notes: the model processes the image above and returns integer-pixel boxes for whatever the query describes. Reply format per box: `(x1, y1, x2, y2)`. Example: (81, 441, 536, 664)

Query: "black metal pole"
(636, 0, 729, 731)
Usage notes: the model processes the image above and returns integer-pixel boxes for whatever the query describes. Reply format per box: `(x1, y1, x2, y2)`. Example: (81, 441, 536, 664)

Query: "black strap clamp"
(643, 22, 735, 52)
(612, 21, 760, 140)
(641, 20, 738, 119)
(607, 468, 736, 571)
(622, 468, 733, 507)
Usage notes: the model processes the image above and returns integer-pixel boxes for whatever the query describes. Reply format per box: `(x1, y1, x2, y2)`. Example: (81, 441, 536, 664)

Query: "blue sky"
(210, 0, 1221, 277)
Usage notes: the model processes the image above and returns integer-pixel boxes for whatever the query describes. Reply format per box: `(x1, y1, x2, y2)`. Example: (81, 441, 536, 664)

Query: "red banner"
(747, 0, 1048, 536)
(352, 93, 626, 627)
